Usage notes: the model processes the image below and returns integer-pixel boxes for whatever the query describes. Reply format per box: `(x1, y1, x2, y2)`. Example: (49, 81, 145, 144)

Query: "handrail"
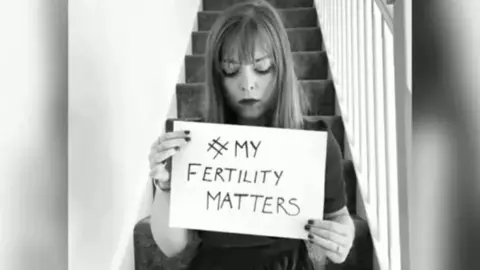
(375, 0, 394, 32)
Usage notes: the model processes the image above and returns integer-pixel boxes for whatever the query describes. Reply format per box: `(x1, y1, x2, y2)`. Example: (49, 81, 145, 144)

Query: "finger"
(307, 232, 338, 253)
(157, 130, 191, 145)
(150, 157, 167, 171)
(149, 148, 177, 169)
(324, 250, 346, 264)
(153, 177, 171, 191)
(150, 166, 170, 182)
(307, 226, 349, 248)
(308, 232, 350, 263)
(150, 131, 189, 150)
(156, 138, 190, 153)
(308, 219, 350, 236)
(158, 179, 171, 190)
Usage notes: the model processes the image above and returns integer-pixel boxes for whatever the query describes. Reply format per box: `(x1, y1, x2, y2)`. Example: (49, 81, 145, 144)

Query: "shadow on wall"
(0, 0, 68, 269)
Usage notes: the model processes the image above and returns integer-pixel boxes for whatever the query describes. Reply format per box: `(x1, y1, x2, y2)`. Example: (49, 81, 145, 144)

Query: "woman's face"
(221, 47, 276, 120)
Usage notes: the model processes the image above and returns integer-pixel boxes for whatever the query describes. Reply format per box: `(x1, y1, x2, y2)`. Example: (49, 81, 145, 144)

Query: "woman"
(149, 1, 355, 269)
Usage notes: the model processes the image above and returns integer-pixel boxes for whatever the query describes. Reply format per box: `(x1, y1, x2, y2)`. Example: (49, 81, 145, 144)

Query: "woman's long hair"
(203, 0, 310, 129)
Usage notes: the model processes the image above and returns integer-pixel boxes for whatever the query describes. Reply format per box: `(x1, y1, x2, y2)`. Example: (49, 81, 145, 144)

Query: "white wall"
(0, 1, 68, 269)
(69, 0, 201, 269)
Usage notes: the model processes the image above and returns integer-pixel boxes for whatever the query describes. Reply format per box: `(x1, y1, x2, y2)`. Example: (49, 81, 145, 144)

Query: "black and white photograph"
(2, 0, 480, 270)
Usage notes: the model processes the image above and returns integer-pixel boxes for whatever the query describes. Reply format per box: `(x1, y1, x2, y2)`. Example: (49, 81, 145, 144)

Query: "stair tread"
(177, 80, 333, 105)
(192, 27, 322, 54)
(185, 51, 329, 83)
(203, 0, 314, 11)
(194, 26, 320, 34)
(187, 50, 325, 57)
(176, 79, 335, 118)
(197, 7, 318, 31)
(177, 79, 331, 87)
(199, 6, 316, 14)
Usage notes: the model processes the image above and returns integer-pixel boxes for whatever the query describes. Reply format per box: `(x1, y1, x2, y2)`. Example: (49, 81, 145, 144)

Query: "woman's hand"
(149, 130, 191, 191)
(305, 219, 355, 264)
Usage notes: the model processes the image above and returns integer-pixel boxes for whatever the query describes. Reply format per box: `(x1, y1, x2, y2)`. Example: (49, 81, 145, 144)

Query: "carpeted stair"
(134, 0, 373, 269)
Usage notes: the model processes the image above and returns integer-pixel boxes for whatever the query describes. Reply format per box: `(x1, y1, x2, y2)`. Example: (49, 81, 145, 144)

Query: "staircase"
(133, 0, 373, 269)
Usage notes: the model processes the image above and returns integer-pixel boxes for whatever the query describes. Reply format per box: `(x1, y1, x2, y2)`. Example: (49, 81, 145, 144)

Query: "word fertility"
(188, 164, 284, 186)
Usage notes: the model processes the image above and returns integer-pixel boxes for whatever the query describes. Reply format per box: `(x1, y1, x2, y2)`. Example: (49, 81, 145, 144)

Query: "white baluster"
(353, 0, 360, 166)
(345, 0, 352, 137)
(337, 0, 345, 105)
(383, 18, 402, 270)
(358, 0, 369, 203)
(364, 0, 379, 243)
(373, 3, 389, 269)
(366, 0, 377, 221)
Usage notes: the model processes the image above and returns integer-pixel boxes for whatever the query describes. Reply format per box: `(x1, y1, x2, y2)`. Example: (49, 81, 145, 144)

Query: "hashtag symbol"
(207, 137, 229, 159)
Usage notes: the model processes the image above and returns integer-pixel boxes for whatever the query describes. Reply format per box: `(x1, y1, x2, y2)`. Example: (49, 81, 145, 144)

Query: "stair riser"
(177, 80, 335, 119)
(203, 0, 314, 11)
(185, 51, 329, 83)
(343, 160, 357, 214)
(192, 27, 322, 55)
(197, 7, 318, 31)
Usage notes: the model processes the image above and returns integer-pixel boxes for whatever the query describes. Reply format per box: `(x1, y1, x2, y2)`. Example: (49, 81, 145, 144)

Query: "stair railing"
(314, 1, 411, 270)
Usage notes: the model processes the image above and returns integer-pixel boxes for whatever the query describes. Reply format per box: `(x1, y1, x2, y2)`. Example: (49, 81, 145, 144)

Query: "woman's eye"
(254, 59, 274, 74)
(222, 62, 240, 77)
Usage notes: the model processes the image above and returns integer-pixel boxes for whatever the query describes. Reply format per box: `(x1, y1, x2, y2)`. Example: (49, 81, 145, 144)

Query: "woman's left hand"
(305, 219, 354, 264)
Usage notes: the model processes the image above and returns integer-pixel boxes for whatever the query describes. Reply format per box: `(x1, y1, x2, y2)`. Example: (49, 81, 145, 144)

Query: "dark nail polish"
(174, 146, 180, 151)
(308, 234, 313, 239)
(304, 224, 311, 231)
(184, 130, 190, 135)
(308, 219, 314, 225)
(185, 137, 191, 142)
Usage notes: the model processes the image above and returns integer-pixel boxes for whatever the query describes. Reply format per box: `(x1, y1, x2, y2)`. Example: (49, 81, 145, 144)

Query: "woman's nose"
(239, 67, 256, 91)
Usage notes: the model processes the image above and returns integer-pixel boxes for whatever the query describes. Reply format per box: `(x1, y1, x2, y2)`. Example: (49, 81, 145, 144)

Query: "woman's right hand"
(149, 130, 191, 191)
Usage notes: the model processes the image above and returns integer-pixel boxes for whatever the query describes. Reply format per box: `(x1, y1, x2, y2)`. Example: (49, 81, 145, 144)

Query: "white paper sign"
(169, 121, 328, 240)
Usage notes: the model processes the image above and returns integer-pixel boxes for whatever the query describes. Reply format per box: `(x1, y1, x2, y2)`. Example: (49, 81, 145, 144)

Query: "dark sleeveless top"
(167, 118, 347, 270)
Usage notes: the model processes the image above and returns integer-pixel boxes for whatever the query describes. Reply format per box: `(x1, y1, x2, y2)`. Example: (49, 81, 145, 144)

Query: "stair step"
(185, 51, 329, 83)
(304, 115, 345, 156)
(202, 0, 314, 11)
(342, 159, 357, 214)
(176, 80, 335, 119)
(133, 215, 373, 270)
(134, 216, 198, 270)
(197, 7, 318, 31)
(192, 27, 322, 55)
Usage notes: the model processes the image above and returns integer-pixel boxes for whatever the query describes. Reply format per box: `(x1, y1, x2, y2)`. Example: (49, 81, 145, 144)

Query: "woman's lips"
(239, 99, 260, 105)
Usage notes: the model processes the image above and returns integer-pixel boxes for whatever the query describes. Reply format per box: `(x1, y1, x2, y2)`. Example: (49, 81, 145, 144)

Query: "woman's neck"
(237, 116, 268, 127)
